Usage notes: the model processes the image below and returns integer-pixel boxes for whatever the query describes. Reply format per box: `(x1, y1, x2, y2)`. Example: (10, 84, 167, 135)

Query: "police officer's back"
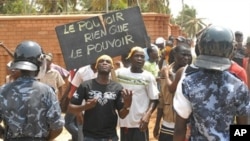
(0, 41, 64, 141)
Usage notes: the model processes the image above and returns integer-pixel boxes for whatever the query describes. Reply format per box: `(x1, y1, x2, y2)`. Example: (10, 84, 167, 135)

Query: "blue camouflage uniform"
(0, 76, 64, 140)
(174, 66, 250, 141)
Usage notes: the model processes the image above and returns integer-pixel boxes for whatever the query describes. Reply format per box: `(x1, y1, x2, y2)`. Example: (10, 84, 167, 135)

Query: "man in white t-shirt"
(116, 46, 159, 141)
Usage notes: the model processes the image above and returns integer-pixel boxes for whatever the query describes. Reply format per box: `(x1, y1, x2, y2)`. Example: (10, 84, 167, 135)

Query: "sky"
(169, 0, 250, 42)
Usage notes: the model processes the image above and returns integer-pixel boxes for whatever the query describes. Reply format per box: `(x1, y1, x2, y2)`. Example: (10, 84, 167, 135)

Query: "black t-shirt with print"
(71, 79, 124, 139)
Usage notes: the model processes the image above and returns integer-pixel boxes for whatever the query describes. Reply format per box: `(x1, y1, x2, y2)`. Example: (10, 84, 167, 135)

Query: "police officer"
(0, 41, 64, 141)
(173, 26, 249, 141)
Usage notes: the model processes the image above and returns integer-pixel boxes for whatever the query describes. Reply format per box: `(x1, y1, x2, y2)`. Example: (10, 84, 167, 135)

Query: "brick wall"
(0, 13, 182, 85)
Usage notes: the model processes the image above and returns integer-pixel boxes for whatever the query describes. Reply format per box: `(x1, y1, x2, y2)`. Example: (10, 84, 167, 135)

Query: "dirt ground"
(54, 111, 158, 141)
(0, 111, 158, 141)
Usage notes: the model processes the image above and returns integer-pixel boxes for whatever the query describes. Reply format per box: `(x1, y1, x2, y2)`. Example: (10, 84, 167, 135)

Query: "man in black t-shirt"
(68, 55, 132, 141)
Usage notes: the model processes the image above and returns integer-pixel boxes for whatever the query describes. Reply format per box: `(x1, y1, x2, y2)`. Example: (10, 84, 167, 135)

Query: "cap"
(126, 46, 144, 59)
(194, 55, 231, 71)
(150, 43, 158, 49)
(155, 37, 166, 44)
(149, 43, 159, 53)
(176, 36, 186, 42)
(95, 54, 114, 69)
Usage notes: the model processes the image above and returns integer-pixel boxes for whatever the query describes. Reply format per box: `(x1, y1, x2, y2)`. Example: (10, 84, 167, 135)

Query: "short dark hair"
(146, 44, 158, 56)
(235, 31, 243, 36)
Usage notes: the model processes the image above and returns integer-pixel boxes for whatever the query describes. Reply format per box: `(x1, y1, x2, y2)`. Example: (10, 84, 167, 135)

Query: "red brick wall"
(0, 13, 182, 85)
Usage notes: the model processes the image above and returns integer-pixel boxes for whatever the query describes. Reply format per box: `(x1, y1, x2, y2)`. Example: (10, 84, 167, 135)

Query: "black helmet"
(11, 41, 43, 71)
(198, 25, 234, 58)
(194, 25, 234, 71)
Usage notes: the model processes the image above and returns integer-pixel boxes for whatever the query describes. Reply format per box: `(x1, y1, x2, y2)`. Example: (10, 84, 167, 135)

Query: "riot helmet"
(11, 41, 44, 71)
(194, 25, 234, 71)
(198, 26, 234, 58)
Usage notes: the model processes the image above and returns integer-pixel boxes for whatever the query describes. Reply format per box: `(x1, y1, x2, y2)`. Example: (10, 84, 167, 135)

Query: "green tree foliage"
(0, 0, 170, 15)
(88, 0, 127, 12)
(137, 0, 168, 13)
(35, 0, 77, 14)
(0, 0, 205, 39)
(175, 4, 206, 38)
(87, 0, 169, 14)
(0, 0, 79, 15)
(0, 0, 35, 15)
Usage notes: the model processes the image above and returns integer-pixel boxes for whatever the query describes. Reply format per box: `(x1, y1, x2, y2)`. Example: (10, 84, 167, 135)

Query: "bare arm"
(68, 85, 77, 99)
(118, 89, 133, 119)
(58, 86, 63, 101)
(47, 128, 63, 141)
(236, 116, 248, 124)
(58, 82, 72, 113)
(145, 100, 159, 120)
(246, 60, 250, 88)
(60, 83, 71, 101)
(153, 108, 163, 138)
(68, 99, 97, 115)
(158, 56, 165, 70)
(164, 67, 185, 93)
(118, 108, 130, 119)
(0, 42, 14, 58)
(139, 99, 159, 131)
(153, 89, 164, 139)
(173, 114, 187, 141)
(0, 124, 4, 139)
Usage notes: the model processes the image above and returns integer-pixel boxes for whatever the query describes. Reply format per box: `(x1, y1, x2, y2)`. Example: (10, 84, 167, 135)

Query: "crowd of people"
(0, 25, 250, 141)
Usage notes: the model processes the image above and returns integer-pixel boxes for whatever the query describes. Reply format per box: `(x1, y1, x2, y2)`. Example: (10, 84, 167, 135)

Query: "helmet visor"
(11, 61, 38, 71)
(194, 55, 231, 71)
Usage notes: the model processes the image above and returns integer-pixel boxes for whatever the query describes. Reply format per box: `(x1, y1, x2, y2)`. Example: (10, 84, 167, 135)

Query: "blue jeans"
(78, 124, 84, 141)
(64, 112, 78, 141)
(83, 136, 118, 141)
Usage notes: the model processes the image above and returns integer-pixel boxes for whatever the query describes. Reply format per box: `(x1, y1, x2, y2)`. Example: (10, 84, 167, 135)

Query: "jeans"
(64, 112, 78, 141)
(78, 124, 84, 141)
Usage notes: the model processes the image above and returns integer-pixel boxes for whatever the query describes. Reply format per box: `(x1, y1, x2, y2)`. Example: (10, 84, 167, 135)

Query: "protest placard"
(55, 6, 149, 70)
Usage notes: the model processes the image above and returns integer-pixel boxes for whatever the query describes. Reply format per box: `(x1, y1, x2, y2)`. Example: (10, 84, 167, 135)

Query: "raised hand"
(0, 42, 14, 58)
(163, 64, 173, 79)
(121, 89, 133, 108)
(84, 98, 98, 110)
(0, 42, 6, 48)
